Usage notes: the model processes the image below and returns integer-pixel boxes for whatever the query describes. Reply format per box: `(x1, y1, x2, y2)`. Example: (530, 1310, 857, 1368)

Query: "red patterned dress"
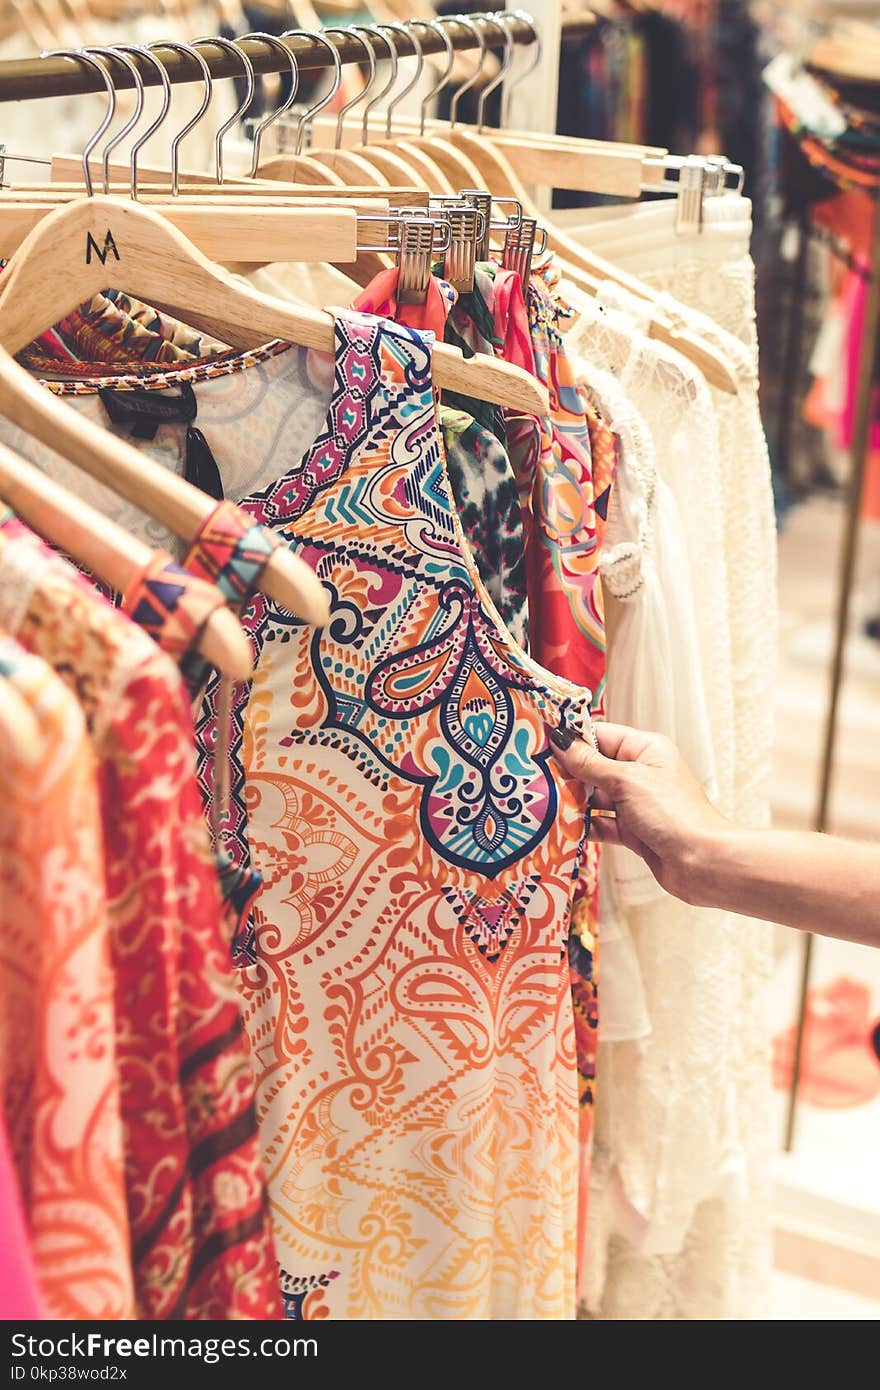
(0, 519, 280, 1319)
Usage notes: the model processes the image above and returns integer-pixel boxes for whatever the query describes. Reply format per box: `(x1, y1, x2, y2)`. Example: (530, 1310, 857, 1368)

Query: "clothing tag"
(185, 425, 224, 500)
(763, 53, 846, 141)
(98, 382, 198, 440)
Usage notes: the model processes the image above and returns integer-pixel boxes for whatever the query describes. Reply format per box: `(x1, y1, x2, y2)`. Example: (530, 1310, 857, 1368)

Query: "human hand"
(548, 722, 730, 905)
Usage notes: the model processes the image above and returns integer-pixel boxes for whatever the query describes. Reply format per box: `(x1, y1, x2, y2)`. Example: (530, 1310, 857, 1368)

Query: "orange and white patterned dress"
(193, 311, 595, 1319)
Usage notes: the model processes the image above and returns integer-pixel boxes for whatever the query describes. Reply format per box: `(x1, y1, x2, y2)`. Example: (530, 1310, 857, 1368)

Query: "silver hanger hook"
(449, 15, 488, 128)
(149, 40, 212, 196)
(116, 45, 170, 200)
(501, 10, 542, 127)
(240, 33, 299, 178)
(410, 19, 454, 137)
(380, 22, 423, 139)
(81, 47, 144, 196)
(476, 14, 515, 132)
(42, 48, 115, 196)
(280, 30, 342, 157)
(322, 27, 375, 151)
(352, 25, 396, 146)
(192, 36, 255, 185)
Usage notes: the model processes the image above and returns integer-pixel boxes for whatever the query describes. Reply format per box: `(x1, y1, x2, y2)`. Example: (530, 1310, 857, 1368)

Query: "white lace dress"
(561, 271, 776, 1318)
(577, 361, 719, 902)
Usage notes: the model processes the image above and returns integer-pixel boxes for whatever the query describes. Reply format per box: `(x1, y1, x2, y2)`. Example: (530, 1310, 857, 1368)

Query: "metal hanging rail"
(0, 15, 537, 103)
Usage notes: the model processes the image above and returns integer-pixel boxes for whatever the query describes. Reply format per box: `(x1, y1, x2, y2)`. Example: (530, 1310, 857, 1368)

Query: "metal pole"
(0, 16, 536, 102)
(784, 188, 880, 1151)
(774, 211, 810, 485)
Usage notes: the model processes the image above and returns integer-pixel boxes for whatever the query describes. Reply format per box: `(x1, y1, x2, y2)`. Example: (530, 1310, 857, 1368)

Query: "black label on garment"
(98, 383, 198, 440)
(98, 383, 224, 499)
(184, 425, 224, 500)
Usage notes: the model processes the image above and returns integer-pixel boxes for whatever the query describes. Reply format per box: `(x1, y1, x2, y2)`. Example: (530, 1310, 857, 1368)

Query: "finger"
(594, 721, 658, 762)
(588, 814, 621, 844)
(546, 727, 626, 794)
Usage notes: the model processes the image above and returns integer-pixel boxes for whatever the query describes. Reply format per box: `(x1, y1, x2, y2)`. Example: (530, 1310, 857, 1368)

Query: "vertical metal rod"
(784, 190, 880, 1151)
(775, 212, 810, 485)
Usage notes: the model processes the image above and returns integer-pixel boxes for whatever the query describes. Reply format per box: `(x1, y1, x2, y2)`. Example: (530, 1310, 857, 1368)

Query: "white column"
(505, 1, 562, 211)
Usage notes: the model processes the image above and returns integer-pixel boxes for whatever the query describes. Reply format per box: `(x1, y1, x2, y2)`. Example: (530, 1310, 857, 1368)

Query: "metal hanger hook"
(192, 37, 256, 185)
(42, 48, 115, 197)
(448, 15, 488, 129)
(240, 33, 299, 178)
(378, 23, 423, 140)
(280, 30, 342, 157)
(476, 14, 515, 132)
(501, 10, 542, 127)
(410, 19, 454, 137)
(116, 45, 170, 200)
(322, 27, 376, 151)
(80, 47, 144, 196)
(351, 26, 396, 146)
(149, 40, 213, 196)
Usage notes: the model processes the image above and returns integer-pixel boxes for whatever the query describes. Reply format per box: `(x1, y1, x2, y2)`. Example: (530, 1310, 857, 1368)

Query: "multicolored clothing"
(4, 303, 597, 1318)
(14, 289, 227, 379)
(0, 522, 281, 1321)
(0, 521, 196, 1317)
(359, 263, 606, 1282)
(0, 634, 135, 1319)
(352, 266, 532, 654)
(190, 310, 594, 1318)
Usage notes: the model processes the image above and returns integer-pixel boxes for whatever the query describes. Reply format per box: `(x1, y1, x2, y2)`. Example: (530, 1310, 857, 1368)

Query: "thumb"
(546, 726, 626, 794)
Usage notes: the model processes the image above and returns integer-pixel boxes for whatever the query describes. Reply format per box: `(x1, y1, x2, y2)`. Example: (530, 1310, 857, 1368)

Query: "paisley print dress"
(195, 310, 594, 1319)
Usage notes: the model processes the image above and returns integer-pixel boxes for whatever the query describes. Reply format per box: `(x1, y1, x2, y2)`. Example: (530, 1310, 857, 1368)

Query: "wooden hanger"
(352, 17, 703, 219)
(0, 439, 254, 682)
(0, 671, 44, 768)
(0, 197, 366, 264)
(307, 107, 660, 160)
(44, 155, 432, 206)
(440, 131, 739, 395)
(331, 23, 437, 188)
(0, 343, 331, 627)
(0, 189, 548, 398)
(430, 14, 671, 199)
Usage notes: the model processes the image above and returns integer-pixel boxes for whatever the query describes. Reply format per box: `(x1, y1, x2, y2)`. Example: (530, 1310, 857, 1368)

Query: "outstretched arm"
(549, 723, 880, 948)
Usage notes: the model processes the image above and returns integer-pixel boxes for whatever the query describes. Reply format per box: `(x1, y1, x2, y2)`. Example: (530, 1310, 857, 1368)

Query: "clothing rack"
(0, 14, 537, 102)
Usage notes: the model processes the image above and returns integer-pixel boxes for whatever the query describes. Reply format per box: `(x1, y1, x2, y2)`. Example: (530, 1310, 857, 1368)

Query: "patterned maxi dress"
(199, 309, 595, 1318)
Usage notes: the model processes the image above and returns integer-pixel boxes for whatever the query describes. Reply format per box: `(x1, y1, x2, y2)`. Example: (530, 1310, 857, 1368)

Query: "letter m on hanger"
(85, 229, 120, 265)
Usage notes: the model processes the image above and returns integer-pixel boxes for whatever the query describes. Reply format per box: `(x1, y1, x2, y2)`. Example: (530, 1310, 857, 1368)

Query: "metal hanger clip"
(392, 210, 452, 305)
(456, 189, 525, 260)
(436, 203, 486, 292)
(358, 208, 452, 257)
(502, 217, 548, 288)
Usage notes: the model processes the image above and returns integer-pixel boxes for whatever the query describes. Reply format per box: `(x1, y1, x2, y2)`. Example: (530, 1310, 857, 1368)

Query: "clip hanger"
(440, 204, 483, 292)
(675, 155, 706, 235)
(502, 217, 548, 287)
(396, 212, 443, 305)
(356, 208, 452, 256)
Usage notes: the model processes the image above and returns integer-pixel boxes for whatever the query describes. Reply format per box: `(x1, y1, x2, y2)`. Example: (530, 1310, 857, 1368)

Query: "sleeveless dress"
(194, 309, 594, 1319)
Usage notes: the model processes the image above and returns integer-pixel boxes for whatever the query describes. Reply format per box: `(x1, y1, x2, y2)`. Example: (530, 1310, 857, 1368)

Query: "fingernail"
(548, 726, 575, 750)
